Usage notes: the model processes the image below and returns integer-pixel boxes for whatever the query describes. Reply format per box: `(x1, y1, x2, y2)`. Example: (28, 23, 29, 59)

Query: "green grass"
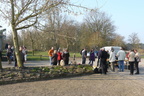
(27, 51, 49, 61)
(27, 55, 49, 61)
(27, 51, 82, 61)
(69, 52, 81, 58)
(2, 50, 82, 61)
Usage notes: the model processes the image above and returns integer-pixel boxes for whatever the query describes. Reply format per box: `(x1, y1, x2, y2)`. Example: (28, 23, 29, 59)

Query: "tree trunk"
(11, 0, 23, 68)
(12, 28, 23, 67)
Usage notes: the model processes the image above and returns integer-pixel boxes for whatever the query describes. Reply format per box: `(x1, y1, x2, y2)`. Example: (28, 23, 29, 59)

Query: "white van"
(102, 46, 121, 54)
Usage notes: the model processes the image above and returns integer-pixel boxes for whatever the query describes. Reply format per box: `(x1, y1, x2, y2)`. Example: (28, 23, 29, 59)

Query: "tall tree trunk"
(11, 0, 23, 68)
(0, 58, 2, 69)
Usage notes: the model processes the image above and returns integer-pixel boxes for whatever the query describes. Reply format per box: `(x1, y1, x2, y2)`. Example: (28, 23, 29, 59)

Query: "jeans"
(118, 60, 124, 71)
(89, 60, 94, 65)
(49, 56, 52, 65)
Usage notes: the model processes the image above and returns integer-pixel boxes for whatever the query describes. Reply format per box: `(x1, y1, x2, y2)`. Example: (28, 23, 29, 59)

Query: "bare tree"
(0, 0, 88, 67)
(128, 32, 140, 49)
(111, 33, 126, 47)
(83, 10, 116, 48)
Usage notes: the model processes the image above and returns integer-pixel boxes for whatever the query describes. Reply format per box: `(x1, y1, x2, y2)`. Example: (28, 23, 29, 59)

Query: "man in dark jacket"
(100, 48, 109, 74)
(82, 48, 87, 64)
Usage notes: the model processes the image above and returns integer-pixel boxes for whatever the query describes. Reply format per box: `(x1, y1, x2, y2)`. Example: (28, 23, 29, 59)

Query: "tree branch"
(16, 17, 38, 30)
(15, 1, 64, 26)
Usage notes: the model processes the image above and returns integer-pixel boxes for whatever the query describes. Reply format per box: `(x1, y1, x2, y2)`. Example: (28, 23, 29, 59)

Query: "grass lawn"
(27, 51, 82, 61)
(27, 51, 49, 61)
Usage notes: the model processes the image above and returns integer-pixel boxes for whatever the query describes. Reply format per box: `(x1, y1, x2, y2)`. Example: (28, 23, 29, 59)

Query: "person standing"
(128, 49, 135, 75)
(97, 48, 102, 67)
(82, 48, 87, 64)
(99, 48, 109, 74)
(89, 49, 95, 65)
(6, 45, 12, 64)
(51, 50, 58, 65)
(14, 46, 25, 67)
(48, 47, 54, 65)
(134, 49, 141, 74)
(5, 43, 9, 50)
(22, 46, 27, 62)
(116, 47, 126, 72)
(63, 48, 70, 65)
(109, 48, 116, 72)
(57, 49, 62, 66)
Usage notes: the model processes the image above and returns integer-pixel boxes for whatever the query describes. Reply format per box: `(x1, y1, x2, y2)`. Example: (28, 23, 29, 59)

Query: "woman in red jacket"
(57, 49, 62, 65)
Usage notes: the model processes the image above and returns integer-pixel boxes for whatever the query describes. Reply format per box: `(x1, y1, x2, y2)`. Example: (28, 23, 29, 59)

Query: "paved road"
(1, 59, 144, 96)
(1, 57, 87, 68)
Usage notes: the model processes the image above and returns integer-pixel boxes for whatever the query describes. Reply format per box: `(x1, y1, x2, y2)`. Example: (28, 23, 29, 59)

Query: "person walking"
(116, 47, 126, 72)
(48, 47, 54, 65)
(134, 49, 141, 74)
(82, 48, 87, 64)
(128, 49, 135, 75)
(109, 48, 116, 72)
(89, 49, 95, 66)
(63, 48, 70, 65)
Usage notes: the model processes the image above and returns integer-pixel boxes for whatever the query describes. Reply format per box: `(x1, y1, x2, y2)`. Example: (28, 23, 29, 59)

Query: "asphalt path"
(1, 57, 87, 68)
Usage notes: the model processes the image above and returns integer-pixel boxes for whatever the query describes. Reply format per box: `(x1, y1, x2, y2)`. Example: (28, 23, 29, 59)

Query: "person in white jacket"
(134, 49, 141, 74)
(109, 48, 116, 72)
(128, 49, 135, 75)
(116, 47, 126, 72)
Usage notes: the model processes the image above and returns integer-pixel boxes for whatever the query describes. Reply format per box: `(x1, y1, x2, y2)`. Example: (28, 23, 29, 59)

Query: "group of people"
(108, 47, 140, 75)
(81, 47, 141, 75)
(48, 47, 70, 66)
(81, 48, 109, 75)
(81, 48, 96, 65)
(5, 43, 27, 67)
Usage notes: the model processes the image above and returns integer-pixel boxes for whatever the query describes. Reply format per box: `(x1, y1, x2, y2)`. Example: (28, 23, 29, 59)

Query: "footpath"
(0, 58, 144, 96)
(1, 57, 84, 68)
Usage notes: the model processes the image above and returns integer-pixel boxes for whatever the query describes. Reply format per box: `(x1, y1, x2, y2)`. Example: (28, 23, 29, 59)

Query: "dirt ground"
(1, 59, 144, 96)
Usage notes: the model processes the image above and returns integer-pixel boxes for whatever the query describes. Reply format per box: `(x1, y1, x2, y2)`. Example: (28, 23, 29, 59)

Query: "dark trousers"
(89, 60, 94, 65)
(64, 59, 69, 65)
(82, 57, 86, 64)
(101, 59, 107, 74)
(129, 61, 134, 74)
(135, 62, 139, 73)
(52, 61, 57, 65)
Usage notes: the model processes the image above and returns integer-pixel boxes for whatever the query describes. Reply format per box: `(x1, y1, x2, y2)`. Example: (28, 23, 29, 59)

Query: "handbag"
(60, 60, 65, 66)
(136, 57, 141, 62)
